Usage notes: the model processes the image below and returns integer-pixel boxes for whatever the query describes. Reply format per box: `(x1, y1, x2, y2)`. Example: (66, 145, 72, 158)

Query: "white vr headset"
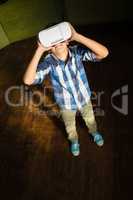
(38, 22, 72, 47)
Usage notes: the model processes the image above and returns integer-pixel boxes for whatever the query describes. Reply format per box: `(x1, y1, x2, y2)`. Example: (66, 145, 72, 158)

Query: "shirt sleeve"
(76, 45, 101, 62)
(32, 59, 51, 85)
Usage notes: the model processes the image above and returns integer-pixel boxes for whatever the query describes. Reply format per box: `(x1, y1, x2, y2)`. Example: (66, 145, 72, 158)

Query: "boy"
(23, 23, 109, 156)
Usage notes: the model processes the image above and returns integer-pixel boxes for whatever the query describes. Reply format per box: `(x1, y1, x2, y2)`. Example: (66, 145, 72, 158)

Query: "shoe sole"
(96, 140, 104, 147)
(72, 151, 80, 156)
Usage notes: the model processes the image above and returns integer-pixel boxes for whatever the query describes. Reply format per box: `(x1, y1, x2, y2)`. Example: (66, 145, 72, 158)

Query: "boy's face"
(50, 41, 69, 55)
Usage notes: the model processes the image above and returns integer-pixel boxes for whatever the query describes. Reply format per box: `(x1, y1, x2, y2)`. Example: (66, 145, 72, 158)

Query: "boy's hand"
(37, 41, 52, 54)
(69, 23, 79, 41)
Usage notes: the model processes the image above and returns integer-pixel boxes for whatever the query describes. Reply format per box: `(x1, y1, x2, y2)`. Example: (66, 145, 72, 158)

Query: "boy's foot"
(90, 131, 104, 146)
(70, 140, 80, 156)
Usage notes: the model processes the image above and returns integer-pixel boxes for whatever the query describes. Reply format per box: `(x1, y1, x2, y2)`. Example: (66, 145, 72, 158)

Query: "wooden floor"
(0, 22, 131, 200)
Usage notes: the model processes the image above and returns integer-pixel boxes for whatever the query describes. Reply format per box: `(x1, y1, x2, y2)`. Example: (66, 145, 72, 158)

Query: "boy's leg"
(80, 100, 104, 146)
(60, 109, 80, 156)
(80, 100, 97, 133)
(60, 109, 78, 142)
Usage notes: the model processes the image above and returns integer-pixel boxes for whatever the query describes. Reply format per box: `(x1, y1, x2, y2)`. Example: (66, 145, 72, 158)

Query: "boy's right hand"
(37, 41, 52, 54)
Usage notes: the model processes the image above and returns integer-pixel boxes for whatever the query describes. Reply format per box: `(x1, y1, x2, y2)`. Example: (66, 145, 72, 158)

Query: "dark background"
(0, 0, 132, 49)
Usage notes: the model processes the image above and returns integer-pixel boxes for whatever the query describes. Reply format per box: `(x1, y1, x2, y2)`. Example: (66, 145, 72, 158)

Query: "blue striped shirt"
(32, 45, 100, 110)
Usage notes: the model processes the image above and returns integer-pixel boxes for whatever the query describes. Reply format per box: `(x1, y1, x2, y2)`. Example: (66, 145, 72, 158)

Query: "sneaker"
(91, 131, 104, 147)
(70, 140, 80, 156)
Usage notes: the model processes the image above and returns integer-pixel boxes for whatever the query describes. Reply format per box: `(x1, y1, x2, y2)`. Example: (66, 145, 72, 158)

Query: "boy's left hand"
(69, 23, 79, 41)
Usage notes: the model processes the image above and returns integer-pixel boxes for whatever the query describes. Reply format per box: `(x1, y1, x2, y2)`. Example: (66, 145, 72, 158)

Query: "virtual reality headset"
(38, 22, 72, 47)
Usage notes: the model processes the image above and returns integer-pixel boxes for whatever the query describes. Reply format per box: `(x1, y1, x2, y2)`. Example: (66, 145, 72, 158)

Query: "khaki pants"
(60, 100, 97, 142)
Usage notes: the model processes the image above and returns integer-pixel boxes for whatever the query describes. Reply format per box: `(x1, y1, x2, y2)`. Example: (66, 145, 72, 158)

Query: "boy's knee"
(65, 122, 78, 141)
(65, 122, 76, 133)
(84, 115, 95, 124)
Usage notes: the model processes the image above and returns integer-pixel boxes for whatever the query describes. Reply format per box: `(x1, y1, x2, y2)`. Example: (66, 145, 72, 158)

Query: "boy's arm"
(23, 42, 51, 85)
(70, 24, 109, 60)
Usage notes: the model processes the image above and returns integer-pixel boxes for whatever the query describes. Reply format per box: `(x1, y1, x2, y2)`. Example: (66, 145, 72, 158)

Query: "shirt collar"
(51, 49, 72, 66)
